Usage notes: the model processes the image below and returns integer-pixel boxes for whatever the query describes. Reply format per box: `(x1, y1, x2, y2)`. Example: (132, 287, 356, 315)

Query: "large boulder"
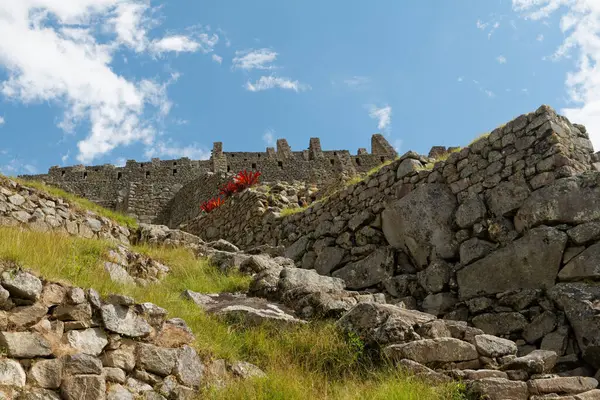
(549, 282, 600, 368)
(336, 302, 434, 347)
(383, 337, 478, 365)
(456, 226, 567, 299)
(332, 247, 394, 290)
(382, 184, 458, 269)
(515, 173, 600, 232)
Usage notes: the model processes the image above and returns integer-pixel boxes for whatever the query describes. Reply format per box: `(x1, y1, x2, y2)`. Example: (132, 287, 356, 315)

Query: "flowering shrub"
(234, 170, 261, 190)
(200, 197, 225, 213)
(201, 170, 262, 213)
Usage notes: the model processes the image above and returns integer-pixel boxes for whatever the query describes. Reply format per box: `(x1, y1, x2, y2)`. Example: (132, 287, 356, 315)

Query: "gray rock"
(174, 345, 204, 388)
(103, 367, 126, 384)
(284, 236, 309, 261)
(1, 270, 42, 300)
(382, 184, 458, 268)
(567, 222, 600, 245)
(314, 247, 346, 275)
(523, 311, 557, 344)
(472, 312, 528, 336)
(455, 196, 487, 229)
(65, 328, 108, 356)
(106, 384, 134, 400)
(0, 331, 51, 358)
(474, 334, 518, 358)
(467, 378, 528, 400)
(19, 388, 62, 400)
(229, 361, 267, 379)
(559, 242, 600, 281)
(332, 247, 394, 290)
(384, 337, 478, 365)
(337, 302, 434, 346)
(396, 158, 422, 179)
(421, 293, 457, 316)
(528, 376, 598, 396)
(278, 268, 345, 301)
(549, 283, 600, 368)
(459, 238, 496, 265)
(28, 359, 62, 389)
(101, 341, 136, 371)
(101, 304, 151, 337)
(457, 226, 567, 299)
(486, 181, 531, 217)
(501, 349, 558, 374)
(61, 375, 106, 400)
(416, 260, 451, 294)
(136, 343, 177, 376)
(515, 173, 600, 232)
(0, 359, 25, 388)
(104, 263, 135, 285)
(63, 354, 103, 375)
(541, 329, 569, 356)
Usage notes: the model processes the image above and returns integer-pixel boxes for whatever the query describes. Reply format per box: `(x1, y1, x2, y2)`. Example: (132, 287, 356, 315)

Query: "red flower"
(234, 170, 261, 190)
(219, 181, 239, 197)
(200, 197, 225, 213)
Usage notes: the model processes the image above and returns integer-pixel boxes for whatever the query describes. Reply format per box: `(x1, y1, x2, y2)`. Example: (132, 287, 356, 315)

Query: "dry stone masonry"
(182, 105, 600, 388)
(21, 135, 398, 225)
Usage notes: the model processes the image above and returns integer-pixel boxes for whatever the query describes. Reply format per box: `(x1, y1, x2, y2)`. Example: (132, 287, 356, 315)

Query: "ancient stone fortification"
(22, 135, 397, 225)
(185, 105, 600, 375)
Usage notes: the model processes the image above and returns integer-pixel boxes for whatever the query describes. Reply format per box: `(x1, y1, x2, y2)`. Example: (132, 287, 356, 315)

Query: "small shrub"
(219, 181, 239, 197)
(234, 170, 262, 190)
(201, 197, 225, 213)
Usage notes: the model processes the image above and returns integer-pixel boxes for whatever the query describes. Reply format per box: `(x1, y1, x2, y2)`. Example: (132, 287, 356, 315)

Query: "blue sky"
(0, 0, 598, 175)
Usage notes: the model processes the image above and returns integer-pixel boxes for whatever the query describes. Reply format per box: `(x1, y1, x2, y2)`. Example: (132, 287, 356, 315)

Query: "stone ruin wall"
(22, 135, 397, 226)
(185, 105, 600, 372)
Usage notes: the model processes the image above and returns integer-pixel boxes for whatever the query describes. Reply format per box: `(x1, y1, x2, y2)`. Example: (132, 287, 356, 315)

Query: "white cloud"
(232, 48, 278, 70)
(114, 157, 127, 167)
(0, 116, 4, 126)
(245, 76, 311, 92)
(477, 20, 488, 29)
(212, 54, 223, 64)
(145, 141, 210, 160)
(0, 1, 217, 164)
(457, 76, 464, 82)
(0, 157, 37, 176)
(392, 139, 402, 153)
(497, 55, 507, 63)
(61, 151, 70, 164)
(513, 0, 600, 150)
(537, 33, 545, 41)
(477, 18, 501, 38)
(367, 105, 392, 132)
(262, 129, 275, 146)
(344, 76, 371, 89)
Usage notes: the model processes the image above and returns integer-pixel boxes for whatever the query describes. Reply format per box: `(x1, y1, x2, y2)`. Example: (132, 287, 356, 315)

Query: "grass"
(468, 133, 490, 147)
(279, 206, 308, 217)
(366, 159, 395, 177)
(0, 226, 466, 400)
(8, 177, 138, 229)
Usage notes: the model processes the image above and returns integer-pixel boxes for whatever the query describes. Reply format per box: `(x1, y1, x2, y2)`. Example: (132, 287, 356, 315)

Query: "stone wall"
(0, 177, 130, 245)
(21, 135, 397, 225)
(184, 105, 600, 371)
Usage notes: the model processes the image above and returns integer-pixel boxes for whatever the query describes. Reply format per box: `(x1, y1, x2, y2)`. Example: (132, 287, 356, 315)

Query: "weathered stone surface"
(103, 367, 126, 384)
(559, 243, 600, 281)
(382, 184, 458, 268)
(101, 342, 136, 371)
(0, 331, 52, 358)
(314, 247, 346, 275)
(568, 222, 600, 245)
(501, 350, 558, 374)
(486, 181, 531, 217)
(417, 260, 451, 294)
(515, 174, 600, 232)
(106, 384, 134, 400)
(459, 238, 496, 265)
(20, 388, 62, 399)
(467, 378, 529, 400)
(528, 376, 599, 396)
(549, 283, 600, 368)
(101, 304, 151, 337)
(65, 328, 108, 356)
(63, 353, 103, 375)
(332, 247, 394, 290)
(29, 358, 62, 388)
(136, 343, 177, 376)
(173, 345, 203, 388)
(61, 374, 106, 400)
(474, 334, 518, 358)
(523, 311, 557, 344)
(1, 270, 42, 300)
(421, 293, 457, 316)
(457, 226, 567, 299)
(384, 337, 478, 365)
(278, 268, 345, 299)
(0, 359, 26, 387)
(337, 303, 434, 346)
(455, 196, 487, 229)
(230, 361, 267, 379)
(472, 312, 528, 336)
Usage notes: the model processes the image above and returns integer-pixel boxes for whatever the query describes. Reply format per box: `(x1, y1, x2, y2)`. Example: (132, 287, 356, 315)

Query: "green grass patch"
(279, 206, 307, 217)
(9, 178, 138, 229)
(0, 226, 465, 399)
(468, 133, 490, 146)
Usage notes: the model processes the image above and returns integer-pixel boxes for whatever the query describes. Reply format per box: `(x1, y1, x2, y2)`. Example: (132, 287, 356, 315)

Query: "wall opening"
(227, 166, 231, 172)
(83, 172, 88, 179)
(252, 163, 257, 170)
(334, 151, 337, 156)
(172, 168, 177, 176)
(258, 154, 261, 158)
(146, 171, 150, 178)
(380, 156, 385, 163)
(356, 158, 362, 166)
(94, 169, 99, 172)
(61, 171, 66, 177)
(173, 161, 177, 166)
(278, 161, 283, 169)
(244, 158, 247, 162)
(140, 163, 144, 168)
(330, 159, 335, 166)
(117, 172, 122, 180)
